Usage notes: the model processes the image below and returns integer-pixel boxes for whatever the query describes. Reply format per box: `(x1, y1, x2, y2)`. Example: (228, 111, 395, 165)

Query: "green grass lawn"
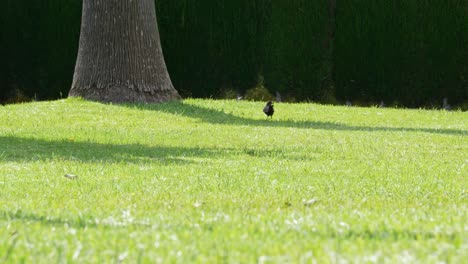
(0, 98, 467, 263)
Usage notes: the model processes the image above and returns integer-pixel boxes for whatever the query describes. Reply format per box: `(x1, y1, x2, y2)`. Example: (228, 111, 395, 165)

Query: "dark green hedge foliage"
(1, 0, 467, 107)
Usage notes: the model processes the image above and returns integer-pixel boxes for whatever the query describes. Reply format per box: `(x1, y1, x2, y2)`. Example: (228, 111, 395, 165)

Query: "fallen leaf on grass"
(303, 198, 318, 207)
(64, 174, 78, 180)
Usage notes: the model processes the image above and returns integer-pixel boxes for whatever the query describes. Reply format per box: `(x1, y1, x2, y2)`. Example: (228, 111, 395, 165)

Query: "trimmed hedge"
(1, 0, 467, 107)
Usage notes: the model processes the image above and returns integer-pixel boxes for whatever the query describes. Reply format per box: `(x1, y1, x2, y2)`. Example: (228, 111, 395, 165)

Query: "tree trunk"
(69, 0, 181, 103)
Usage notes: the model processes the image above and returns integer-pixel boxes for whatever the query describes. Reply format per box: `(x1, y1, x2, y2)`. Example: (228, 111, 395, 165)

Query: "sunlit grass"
(0, 98, 467, 263)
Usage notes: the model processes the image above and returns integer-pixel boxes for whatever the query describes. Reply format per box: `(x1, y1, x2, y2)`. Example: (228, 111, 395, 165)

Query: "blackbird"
(263, 101, 274, 118)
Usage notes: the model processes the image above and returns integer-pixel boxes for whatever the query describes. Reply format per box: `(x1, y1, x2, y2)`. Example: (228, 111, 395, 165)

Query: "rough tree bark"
(69, 0, 181, 103)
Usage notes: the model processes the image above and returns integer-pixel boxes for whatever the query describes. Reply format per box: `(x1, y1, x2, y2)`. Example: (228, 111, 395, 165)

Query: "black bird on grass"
(263, 101, 274, 118)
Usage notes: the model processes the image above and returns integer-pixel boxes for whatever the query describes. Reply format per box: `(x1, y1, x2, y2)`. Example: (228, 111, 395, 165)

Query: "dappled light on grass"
(0, 98, 467, 262)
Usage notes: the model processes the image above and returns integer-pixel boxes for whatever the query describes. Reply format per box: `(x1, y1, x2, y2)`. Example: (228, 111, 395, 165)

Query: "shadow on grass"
(0, 210, 461, 242)
(0, 210, 148, 229)
(0, 136, 303, 163)
(125, 101, 467, 136)
(0, 136, 220, 164)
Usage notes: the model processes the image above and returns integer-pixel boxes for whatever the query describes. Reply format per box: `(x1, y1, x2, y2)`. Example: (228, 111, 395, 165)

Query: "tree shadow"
(0, 210, 461, 242)
(0, 136, 309, 164)
(0, 210, 98, 229)
(320, 228, 460, 242)
(0, 210, 149, 229)
(125, 101, 467, 136)
(0, 136, 221, 164)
